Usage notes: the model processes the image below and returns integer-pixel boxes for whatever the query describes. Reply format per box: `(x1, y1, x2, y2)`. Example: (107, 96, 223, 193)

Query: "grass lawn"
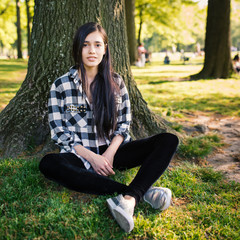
(1, 159, 239, 239)
(132, 54, 240, 118)
(0, 59, 28, 111)
(0, 58, 240, 239)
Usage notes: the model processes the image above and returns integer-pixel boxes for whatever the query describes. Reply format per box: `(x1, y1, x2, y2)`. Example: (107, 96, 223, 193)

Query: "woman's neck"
(80, 67, 98, 85)
(78, 68, 97, 102)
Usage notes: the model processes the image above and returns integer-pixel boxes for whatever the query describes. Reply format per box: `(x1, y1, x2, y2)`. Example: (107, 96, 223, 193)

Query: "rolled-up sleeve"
(48, 82, 75, 152)
(112, 77, 132, 141)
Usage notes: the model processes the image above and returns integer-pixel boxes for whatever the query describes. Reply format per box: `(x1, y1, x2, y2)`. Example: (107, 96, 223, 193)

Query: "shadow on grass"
(0, 90, 19, 94)
(157, 70, 190, 73)
(160, 62, 203, 66)
(149, 78, 190, 85)
(149, 80, 171, 84)
(135, 73, 193, 83)
(0, 82, 21, 89)
(135, 75, 191, 85)
(149, 94, 240, 116)
(0, 64, 27, 72)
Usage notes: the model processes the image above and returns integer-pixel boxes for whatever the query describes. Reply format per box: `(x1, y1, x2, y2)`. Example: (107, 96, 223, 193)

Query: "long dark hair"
(72, 22, 119, 139)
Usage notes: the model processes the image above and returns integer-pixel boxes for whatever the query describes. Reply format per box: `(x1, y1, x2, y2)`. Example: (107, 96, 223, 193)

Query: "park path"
(180, 113, 240, 183)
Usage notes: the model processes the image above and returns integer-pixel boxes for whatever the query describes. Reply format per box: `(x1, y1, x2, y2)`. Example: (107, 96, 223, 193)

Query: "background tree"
(140, 2, 207, 53)
(135, 0, 196, 47)
(125, 0, 137, 65)
(0, 0, 34, 57)
(0, 0, 16, 55)
(25, 0, 31, 56)
(16, 0, 22, 58)
(0, 0, 11, 16)
(231, 0, 240, 51)
(191, 0, 232, 79)
(0, 0, 173, 157)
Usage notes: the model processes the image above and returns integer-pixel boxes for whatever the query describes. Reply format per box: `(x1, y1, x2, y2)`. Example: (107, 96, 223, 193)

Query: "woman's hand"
(102, 134, 124, 167)
(90, 154, 115, 176)
(74, 144, 114, 176)
(102, 151, 114, 167)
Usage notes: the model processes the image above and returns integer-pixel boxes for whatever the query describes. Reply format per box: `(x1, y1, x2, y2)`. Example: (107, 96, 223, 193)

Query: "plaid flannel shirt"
(48, 66, 132, 170)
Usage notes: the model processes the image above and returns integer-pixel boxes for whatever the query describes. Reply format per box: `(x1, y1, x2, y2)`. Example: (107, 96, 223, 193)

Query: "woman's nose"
(89, 45, 96, 53)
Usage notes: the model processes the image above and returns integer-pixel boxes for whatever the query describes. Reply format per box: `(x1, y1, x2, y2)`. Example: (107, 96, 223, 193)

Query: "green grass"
(132, 56, 239, 160)
(1, 58, 240, 239)
(132, 58, 240, 117)
(178, 134, 223, 160)
(0, 59, 28, 111)
(0, 158, 239, 239)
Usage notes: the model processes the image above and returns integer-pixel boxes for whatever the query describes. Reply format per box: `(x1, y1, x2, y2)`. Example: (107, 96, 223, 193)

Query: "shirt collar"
(69, 66, 80, 85)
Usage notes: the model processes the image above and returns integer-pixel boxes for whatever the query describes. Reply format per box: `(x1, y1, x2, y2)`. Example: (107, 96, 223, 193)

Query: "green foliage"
(178, 134, 223, 160)
(0, 0, 34, 54)
(135, 0, 207, 51)
(231, 1, 240, 50)
(0, 159, 239, 239)
(136, 0, 239, 52)
(0, 0, 16, 48)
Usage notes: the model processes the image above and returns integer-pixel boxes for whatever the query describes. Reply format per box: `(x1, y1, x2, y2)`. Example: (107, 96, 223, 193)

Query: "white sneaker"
(106, 194, 135, 232)
(143, 187, 172, 210)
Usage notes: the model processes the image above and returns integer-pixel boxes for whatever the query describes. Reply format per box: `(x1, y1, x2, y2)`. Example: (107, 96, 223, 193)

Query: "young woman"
(39, 22, 179, 233)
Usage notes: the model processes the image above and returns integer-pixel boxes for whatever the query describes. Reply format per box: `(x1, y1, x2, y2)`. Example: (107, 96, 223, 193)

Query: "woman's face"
(82, 31, 106, 71)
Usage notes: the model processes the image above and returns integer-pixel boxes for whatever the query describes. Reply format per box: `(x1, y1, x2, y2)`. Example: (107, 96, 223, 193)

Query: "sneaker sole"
(106, 197, 116, 218)
(112, 205, 134, 233)
(106, 198, 134, 233)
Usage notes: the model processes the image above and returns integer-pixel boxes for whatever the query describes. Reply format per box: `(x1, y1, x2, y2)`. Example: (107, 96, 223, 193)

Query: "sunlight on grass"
(132, 52, 204, 80)
(178, 134, 223, 160)
(132, 57, 240, 117)
(132, 61, 203, 80)
(0, 59, 28, 111)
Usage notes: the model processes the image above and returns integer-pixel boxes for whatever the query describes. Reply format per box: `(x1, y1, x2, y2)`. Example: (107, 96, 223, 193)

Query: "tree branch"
(0, 1, 11, 16)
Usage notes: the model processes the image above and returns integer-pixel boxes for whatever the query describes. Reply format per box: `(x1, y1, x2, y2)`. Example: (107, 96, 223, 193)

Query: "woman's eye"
(83, 43, 88, 47)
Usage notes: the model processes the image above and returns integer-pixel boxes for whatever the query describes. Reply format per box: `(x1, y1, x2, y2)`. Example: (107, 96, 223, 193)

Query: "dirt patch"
(179, 112, 240, 183)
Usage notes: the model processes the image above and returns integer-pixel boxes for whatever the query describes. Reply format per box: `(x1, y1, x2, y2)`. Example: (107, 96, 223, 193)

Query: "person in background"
(164, 52, 170, 64)
(137, 43, 146, 67)
(233, 54, 240, 74)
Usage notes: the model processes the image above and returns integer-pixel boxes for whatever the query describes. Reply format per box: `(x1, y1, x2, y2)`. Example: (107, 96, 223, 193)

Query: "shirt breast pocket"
(65, 104, 88, 129)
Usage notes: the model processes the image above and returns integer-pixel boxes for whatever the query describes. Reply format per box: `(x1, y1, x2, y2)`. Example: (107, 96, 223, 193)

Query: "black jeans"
(39, 133, 179, 203)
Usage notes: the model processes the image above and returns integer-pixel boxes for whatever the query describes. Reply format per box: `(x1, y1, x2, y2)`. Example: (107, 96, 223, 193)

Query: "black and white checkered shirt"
(48, 66, 132, 169)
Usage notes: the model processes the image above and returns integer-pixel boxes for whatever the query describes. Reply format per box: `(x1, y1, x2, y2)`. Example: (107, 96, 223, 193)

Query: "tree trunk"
(191, 0, 232, 79)
(16, 0, 22, 59)
(0, 0, 174, 158)
(125, 0, 137, 65)
(25, 0, 31, 57)
(137, 7, 143, 46)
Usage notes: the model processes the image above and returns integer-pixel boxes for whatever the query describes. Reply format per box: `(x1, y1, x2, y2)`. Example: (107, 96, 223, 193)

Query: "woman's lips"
(87, 57, 97, 61)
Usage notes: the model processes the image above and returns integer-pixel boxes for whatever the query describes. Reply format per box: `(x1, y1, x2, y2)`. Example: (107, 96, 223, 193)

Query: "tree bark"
(191, 0, 232, 79)
(137, 6, 143, 46)
(125, 0, 137, 65)
(16, 0, 22, 59)
(0, 0, 174, 158)
(25, 0, 31, 57)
